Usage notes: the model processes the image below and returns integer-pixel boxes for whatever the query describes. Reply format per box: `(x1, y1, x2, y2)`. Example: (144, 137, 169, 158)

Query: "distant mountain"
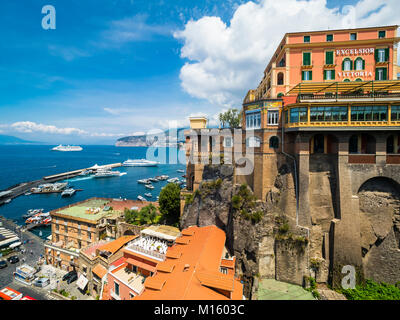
(0, 134, 41, 145)
(116, 128, 187, 147)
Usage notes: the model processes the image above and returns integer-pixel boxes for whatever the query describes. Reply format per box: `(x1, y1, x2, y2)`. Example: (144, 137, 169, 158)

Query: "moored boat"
(145, 184, 155, 190)
(137, 195, 147, 201)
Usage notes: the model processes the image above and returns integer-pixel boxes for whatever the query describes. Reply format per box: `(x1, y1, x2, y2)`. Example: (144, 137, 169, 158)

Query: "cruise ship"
(51, 145, 83, 152)
(122, 159, 158, 167)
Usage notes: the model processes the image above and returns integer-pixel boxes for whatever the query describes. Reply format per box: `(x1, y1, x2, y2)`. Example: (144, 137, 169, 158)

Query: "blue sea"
(0, 145, 186, 239)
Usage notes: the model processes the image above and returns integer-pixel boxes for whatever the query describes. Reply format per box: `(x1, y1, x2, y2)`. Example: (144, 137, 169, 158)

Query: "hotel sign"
(336, 48, 374, 56)
(338, 71, 374, 79)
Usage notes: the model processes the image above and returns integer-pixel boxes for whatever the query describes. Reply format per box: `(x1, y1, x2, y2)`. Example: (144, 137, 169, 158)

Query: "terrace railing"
(298, 92, 400, 102)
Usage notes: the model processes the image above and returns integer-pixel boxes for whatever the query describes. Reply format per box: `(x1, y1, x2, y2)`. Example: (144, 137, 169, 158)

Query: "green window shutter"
(342, 59, 345, 70)
(383, 68, 387, 80)
(362, 59, 365, 70)
(350, 59, 353, 70)
(303, 52, 311, 66)
(326, 51, 333, 65)
(375, 68, 379, 80)
(332, 70, 335, 80)
(375, 49, 378, 62)
(385, 48, 389, 62)
(309, 71, 312, 81)
(323, 70, 326, 80)
(301, 71, 305, 81)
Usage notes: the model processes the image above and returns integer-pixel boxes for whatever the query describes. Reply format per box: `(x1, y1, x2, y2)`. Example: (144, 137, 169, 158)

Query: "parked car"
(0, 260, 7, 269)
(7, 256, 19, 264)
(62, 271, 76, 282)
(34, 277, 50, 288)
(67, 273, 78, 284)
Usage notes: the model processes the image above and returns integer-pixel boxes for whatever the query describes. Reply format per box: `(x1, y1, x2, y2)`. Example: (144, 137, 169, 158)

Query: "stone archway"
(358, 177, 400, 284)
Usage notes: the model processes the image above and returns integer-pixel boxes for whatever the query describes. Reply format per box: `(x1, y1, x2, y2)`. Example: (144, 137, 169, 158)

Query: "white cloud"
(48, 45, 90, 61)
(11, 121, 88, 135)
(174, 0, 400, 107)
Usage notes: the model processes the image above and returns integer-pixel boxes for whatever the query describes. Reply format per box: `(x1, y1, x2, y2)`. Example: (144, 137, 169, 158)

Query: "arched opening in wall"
(326, 134, 339, 154)
(311, 134, 325, 154)
(358, 177, 400, 259)
(387, 135, 395, 154)
(348, 134, 376, 154)
(123, 230, 135, 236)
(269, 136, 279, 149)
(277, 72, 284, 85)
(349, 134, 358, 154)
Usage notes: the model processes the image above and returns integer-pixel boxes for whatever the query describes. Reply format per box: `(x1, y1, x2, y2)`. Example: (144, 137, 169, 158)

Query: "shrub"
(338, 279, 400, 300)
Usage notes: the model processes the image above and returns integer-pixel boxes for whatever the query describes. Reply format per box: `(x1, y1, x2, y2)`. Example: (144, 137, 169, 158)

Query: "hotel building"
(44, 198, 154, 272)
(183, 25, 400, 287)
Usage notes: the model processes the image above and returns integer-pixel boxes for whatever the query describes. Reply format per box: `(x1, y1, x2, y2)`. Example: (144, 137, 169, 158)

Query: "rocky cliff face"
(181, 163, 308, 298)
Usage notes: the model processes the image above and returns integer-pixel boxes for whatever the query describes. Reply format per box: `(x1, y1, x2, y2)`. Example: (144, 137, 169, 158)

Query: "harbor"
(0, 163, 122, 206)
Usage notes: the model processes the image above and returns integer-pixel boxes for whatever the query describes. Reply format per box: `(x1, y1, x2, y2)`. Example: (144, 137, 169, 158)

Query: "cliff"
(181, 164, 309, 298)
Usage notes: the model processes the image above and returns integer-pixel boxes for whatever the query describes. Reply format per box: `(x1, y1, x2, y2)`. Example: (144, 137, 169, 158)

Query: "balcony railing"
(386, 154, 400, 164)
(126, 244, 165, 261)
(348, 154, 376, 164)
(298, 92, 400, 102)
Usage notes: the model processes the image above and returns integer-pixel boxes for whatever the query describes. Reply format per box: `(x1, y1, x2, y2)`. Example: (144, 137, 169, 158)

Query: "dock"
(0, 163, 122, 206)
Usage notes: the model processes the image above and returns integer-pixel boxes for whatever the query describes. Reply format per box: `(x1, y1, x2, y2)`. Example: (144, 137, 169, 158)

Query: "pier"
(0, 163, 122, 206)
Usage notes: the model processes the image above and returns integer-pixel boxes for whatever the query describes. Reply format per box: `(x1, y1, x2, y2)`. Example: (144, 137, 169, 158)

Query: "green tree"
(219, 108, 242, 128)
(159, 183, 181, 225)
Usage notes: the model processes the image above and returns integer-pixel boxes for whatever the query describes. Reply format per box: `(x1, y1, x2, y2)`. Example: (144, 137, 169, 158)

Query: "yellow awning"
(288, 80, 400, 94)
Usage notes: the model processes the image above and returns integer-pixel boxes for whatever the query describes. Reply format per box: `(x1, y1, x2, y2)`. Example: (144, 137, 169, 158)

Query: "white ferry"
(122, 159, 159, 167)
(61, 188, 76, 197)
(51, 145, 83, 152)
(94, 170, 121, 178)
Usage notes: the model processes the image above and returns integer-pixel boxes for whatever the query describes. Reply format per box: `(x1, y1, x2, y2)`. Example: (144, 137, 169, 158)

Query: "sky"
(0, 0, 399, 144)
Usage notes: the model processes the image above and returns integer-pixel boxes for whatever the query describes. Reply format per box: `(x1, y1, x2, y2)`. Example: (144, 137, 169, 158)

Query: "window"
(376, 67, 387, 80)
(378, 30, 386, 39)
(355, 57, 365, 71)
(355, 78, 363, 82)
(324, 70, 335, 80)
(376, 49, 387, 62)
(342, 58, 352, 71)
(326, 34, 333, 42)
(290, 107, 307, 123)
(304, 35, 310, 43)
(350, 33, 357, 40)
(114, 282, 120, 296)
(278, 58, 285, 67)
(277, 72, 284, 85)
(343, 79, 350, 82)
(129, 292, 135, 299)
(223, 137, 232, 148)
(303, 52, 311, 66)
(302, 70, 312, 81)
(351, 106, 388, 121)
(220, 267, 228, 275)
(310, 106, 348, 122)
(349, 135, 358, 154)
(56, 224, 59, 231)
(246, 136, 261, 148)
(268, 110, 279, 125)
(245, 111, 261, 130)
(325, 51, 334, 65)
(391, 106, 400, 121)
(269, 136, 279, 149)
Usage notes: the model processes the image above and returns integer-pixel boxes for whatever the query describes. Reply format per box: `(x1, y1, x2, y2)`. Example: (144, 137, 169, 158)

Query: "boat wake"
(119, 172, 127, 176)
(64, 176, 94, 182)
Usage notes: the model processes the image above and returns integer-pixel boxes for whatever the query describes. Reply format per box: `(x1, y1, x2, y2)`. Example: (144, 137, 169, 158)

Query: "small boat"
(177, 169, 185, 173)
(79, 170, 90, 176)
(24, 192, 32, 196)
(145, 184, 155, 190)
(137, 195, 147, 201)
(137, 179, 150, 184)
(43, 217, 52, 225)
(144, 193, 153, 198)
(123, 159, 159, 167)
(23, 209, 44, 219)
(148, 178, 159, 182)
(4, 199, 11, 204)
(167, 177, 180, 183)
(156, 196, 159, 200)
(158, 175, 169, 181)
(61, 188, 76, 197)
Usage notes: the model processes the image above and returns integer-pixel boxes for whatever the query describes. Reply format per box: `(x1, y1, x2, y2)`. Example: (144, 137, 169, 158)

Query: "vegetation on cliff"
(338, 279, 400, 300)
(232, 184, 264, 223)
(218, 108, 242, 128)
